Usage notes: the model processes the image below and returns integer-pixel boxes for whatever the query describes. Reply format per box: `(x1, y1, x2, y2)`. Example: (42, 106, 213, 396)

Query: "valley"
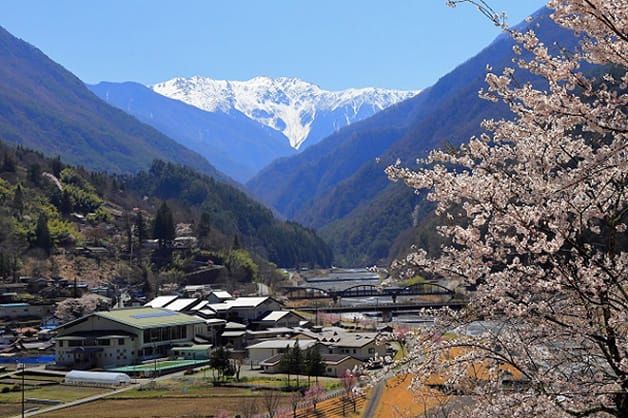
(0, 1, 625, 417)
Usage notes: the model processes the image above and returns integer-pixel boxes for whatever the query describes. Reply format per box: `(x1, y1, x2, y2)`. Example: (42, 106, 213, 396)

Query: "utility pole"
(20, 362, 25, 418)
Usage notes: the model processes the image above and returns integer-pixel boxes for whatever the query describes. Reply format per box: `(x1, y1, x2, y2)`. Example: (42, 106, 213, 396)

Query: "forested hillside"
(248, 8, 576, 266)
(0, 140, 332, 292)
(0, 25, 225, 179)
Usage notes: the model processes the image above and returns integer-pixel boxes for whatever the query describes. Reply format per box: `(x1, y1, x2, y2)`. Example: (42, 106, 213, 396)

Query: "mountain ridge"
(0, 25, 228, 182)
(152, 75, 419, 149)
(89, 81, 295, 182)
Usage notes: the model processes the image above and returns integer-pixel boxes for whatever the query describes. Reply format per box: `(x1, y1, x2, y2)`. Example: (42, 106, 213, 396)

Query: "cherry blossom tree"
(385, 1, 627, 416)
(55, 293, 109, 322)
(341, 370, 359, 415)
(305, 383, 325, 413)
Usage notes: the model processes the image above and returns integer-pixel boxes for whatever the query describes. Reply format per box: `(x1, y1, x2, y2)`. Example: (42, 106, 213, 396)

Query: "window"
(98, 339, 110, 346)
(368, 348, 375, 354)
(118, 338, 125, 345)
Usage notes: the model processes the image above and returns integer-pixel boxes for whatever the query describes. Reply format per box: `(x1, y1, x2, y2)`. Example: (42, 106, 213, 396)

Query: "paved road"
(361, 380, 385, 418)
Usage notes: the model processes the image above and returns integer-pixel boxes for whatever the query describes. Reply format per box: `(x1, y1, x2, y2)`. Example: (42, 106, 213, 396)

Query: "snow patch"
(152, 76, 419, 149)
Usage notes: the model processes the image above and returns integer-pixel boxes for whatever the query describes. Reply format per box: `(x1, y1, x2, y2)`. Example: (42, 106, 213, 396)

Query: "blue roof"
(0, 303, 30, 308)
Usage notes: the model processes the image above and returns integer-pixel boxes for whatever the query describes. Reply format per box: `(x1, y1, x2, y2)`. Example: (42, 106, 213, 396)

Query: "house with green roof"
(55, 307, 205, 369)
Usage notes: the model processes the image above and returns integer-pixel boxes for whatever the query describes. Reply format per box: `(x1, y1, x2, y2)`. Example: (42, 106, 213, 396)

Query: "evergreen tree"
(135, 211, 146, 254)
(12, 184, 24, 216)
(2, 152, 15, 173)
(305, 347, 325, 384)
(0, 253, 6, 279)
(34, 213, 52, 255)
(60, 189, 73, 215)
(291, 341, 304, 387)
(153, 202, 175, 248)
(28, 163, 41, 185)
(279, 345, 293, 387)
(124, 214, 133, 256)
(197, 212, 211, 239)
(209, 346, 231, 383)
(50, 156, 63, 177)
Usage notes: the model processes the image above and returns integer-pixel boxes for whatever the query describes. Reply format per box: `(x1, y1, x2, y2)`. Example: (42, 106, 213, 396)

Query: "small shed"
(64, 370, 131, 387)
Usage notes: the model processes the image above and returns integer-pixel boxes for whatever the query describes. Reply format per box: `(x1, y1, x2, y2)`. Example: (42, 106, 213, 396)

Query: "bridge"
(282, 282, 455, 303)
(296, 300, 467, 320)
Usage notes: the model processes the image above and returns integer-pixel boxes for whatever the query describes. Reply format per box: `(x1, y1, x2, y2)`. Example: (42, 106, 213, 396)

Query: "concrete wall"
(324, 357, 362, 377)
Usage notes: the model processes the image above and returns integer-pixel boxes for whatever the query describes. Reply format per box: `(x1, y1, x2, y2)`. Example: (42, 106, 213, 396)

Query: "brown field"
(40, 393, 294, 418)
(374, 375, 448, 418)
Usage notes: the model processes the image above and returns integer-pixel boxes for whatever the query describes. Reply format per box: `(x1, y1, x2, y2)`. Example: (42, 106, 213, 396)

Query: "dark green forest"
(0, 140, 332, 287)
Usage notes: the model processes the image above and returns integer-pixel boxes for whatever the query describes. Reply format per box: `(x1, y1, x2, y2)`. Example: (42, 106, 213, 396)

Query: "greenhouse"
(64, 370, 131, 387)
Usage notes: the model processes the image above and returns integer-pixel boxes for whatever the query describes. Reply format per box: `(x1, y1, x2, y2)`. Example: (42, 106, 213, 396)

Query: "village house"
(0, 303, 52, 320)
(247, 339, 320, 367)
(257, 310, 306, 329)
(317, 328, 385, 361)
(206, 290, 233, 304)
(54, 307, 205, 369)
(224, 297, 283, 323)
(320, 354, 363, 377)
(291, 327, 386, 361)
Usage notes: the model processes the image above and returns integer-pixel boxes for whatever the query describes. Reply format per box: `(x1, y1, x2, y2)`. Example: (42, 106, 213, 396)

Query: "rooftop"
(95, 307, 204, 330)
(246, 339, 318, 350)
(144, 295, 178, 308)
(321, 354, 356, 364)
(163, 298, 199, 312)
(226, 297, 271, 308)
(261, 311, 291, 322)
(189, 300, 209, 311)
(210, 291, 232, 300)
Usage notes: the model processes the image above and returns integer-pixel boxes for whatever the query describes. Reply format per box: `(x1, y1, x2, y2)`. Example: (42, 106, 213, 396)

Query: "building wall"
(324, 340, 386, 361)
(56, 336, 138, 369)
(248, 347, 287, 366)
(324, 357, 363, 378)
(55, 316, 201, 369)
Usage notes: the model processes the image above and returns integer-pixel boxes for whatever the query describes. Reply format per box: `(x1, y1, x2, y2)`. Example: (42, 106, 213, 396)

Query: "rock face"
(152, 75, 419, 149)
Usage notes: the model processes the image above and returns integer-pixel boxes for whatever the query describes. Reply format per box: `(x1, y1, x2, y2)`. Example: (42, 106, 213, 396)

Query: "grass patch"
(0, 384, 108, 403)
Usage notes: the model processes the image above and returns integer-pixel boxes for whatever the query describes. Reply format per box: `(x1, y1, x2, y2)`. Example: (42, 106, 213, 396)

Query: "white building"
(246, 339, 320, 366)
(257, 311, 305, 329)
(55, 307, 205, 369)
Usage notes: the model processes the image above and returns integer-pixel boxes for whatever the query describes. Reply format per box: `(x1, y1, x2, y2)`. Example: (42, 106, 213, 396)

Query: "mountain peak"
(152, 75, 419, 149)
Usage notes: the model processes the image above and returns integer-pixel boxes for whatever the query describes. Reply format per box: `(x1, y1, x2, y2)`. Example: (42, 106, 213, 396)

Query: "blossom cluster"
(385, 1, 627, 416)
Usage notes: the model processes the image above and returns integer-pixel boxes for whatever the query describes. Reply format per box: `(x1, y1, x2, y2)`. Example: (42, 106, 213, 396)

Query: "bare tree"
(262, 391, 281, 418)
(239, 398, 259, 418)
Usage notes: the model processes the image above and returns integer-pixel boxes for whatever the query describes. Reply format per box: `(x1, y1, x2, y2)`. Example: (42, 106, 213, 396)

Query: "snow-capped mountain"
(152, 76, 419, 149)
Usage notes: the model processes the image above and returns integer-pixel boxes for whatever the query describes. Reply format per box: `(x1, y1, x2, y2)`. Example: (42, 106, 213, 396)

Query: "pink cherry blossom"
(384, 1, 627, 417)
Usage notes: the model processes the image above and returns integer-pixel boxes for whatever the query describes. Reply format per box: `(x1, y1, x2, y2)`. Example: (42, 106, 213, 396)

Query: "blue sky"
(0, 0, 547, 90)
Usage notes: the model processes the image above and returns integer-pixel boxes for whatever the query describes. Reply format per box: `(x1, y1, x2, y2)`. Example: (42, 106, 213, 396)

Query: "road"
(361, 380, 385, 418)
